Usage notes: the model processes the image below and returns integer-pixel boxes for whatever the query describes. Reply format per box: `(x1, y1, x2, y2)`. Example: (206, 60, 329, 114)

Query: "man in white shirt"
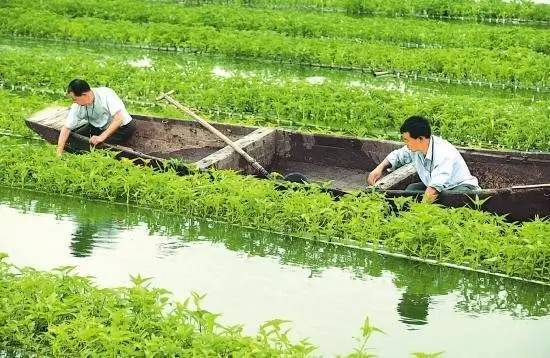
(367, 116, 480, 203)
(56, 79, 135, 157)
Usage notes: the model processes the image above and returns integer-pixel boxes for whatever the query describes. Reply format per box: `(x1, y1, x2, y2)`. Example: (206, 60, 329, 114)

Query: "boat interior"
(27, 109, 550, 192)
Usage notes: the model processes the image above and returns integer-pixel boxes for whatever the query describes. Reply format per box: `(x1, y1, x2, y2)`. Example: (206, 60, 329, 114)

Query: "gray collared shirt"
(386, 135, 479, 192)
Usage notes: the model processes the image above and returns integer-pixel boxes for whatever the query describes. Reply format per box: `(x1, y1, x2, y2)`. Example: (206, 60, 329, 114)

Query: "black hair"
(67, 79, 91, 96)
(399, 116, 431, 139)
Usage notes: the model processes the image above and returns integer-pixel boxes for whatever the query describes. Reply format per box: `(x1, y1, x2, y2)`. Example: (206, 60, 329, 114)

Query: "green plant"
(0, 137, 548, 282)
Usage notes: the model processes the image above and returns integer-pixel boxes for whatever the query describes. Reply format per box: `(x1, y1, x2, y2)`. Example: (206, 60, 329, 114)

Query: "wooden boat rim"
(26, 106, 550, 160)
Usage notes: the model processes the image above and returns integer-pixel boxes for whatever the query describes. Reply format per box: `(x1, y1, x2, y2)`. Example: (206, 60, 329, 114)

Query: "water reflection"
(397, 293, 430, 327)
(393, 263, 459, 328)
(1, 187, 549, 327)
(71, 220, 100, 257)
(70, 220, 122, 257)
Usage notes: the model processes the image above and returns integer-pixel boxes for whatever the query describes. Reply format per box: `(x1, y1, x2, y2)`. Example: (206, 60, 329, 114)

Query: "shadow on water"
(398, 292, 430, 327)
(1, 186, 549, 328)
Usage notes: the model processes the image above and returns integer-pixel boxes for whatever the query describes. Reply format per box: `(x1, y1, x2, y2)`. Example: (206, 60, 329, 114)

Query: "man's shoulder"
(434, 135, 456, 148)
(68, 103, 81, 115)
(94, 87, 116, 95)
(434, 136, 461, 158)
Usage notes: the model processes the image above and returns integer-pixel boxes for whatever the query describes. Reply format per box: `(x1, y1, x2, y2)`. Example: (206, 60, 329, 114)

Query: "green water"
(0, 187, 549, 357)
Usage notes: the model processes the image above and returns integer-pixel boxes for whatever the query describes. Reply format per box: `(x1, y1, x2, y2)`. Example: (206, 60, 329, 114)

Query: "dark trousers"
(405, 182, 479, 193)
(75, 120, 136, 145)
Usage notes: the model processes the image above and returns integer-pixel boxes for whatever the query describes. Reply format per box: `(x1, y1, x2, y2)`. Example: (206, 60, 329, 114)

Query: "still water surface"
(0, 187, 549, 357)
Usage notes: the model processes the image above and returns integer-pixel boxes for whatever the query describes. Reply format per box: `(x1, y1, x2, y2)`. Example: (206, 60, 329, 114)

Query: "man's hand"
(90, 111, 123, 146)
(89, 134, 106, 146)
(367, 158, 391, 186)
(423, 186, 439, 203)
(367, 168, 383, 186)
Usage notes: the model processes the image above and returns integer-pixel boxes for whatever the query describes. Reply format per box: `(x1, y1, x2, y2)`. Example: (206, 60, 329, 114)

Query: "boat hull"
(26, 107, 550, 221)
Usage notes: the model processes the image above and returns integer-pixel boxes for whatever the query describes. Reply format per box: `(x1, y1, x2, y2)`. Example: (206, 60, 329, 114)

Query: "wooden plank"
(27, 106, 70, 130)
(374, 163, 416, 190)
(195, 127, 277, 171)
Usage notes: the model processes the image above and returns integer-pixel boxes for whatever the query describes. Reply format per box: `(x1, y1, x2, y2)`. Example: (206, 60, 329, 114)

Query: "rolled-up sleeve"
(428, 156, 453, 192)
(65, 104, 80, 130)
(386, 146, 413, 169)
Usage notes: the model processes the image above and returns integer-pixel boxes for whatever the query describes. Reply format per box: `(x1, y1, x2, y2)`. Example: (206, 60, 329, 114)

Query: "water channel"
(1, 187, 549, 357)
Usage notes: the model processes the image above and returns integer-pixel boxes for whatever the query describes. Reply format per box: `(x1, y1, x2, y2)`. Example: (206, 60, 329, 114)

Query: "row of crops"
(1, 2, 549, 90)
(148, 0, 550, 23)
(4, 185, 550, 321)
(0, 1, 549, 353)
(1, 42, 549, 151)
(5, 0, 550, 52)
(1, 134, 549, 284)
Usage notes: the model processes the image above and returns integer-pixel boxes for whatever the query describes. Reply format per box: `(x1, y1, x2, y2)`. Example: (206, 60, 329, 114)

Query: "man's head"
(400, 116, 431, 152)
(67, 79, 93, 106)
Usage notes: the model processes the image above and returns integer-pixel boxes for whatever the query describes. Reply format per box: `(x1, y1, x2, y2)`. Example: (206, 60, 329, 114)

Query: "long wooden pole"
(156, 91, 271, 178)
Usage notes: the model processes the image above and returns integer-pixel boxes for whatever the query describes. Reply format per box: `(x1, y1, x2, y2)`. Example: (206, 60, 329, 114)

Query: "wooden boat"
(26, 106, 550, 222)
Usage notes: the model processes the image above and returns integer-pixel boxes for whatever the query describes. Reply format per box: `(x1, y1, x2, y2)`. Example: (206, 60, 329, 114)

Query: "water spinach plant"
(0, 137, 548, 283)
(5, 0, 550, 54)
(0, 253, 319, 356)
(1, 42, 550, 151)
(145, 0, 550, 23)
(1, 5, 549, 89)
(1, 252, 447, 356)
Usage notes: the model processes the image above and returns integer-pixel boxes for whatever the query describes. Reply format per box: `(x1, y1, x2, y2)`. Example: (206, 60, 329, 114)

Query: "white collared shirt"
(66, 87, 132, 130)
(386, 135, 479, 192)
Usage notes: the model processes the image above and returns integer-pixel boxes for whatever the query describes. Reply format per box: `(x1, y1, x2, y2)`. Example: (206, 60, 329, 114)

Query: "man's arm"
(367, 146, 412, 186)
(367, 158, 391, 185)
(57, 104, 81, 157)
(89, 111, 123, 146)
(56, 126, 72, 157)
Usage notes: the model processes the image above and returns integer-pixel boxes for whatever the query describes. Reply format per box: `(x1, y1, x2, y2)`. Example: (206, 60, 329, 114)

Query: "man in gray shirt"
(56, 79, 135, 157)
(368, 116, 480, 202)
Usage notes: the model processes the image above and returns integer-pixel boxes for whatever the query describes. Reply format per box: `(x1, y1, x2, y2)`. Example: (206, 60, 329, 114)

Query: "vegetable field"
(0, 0, 549, 356)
